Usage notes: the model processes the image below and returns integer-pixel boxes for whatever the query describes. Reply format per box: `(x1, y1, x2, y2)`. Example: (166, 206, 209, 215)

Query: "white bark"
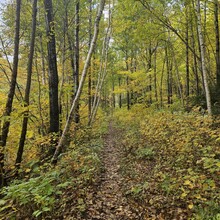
(89, 3, 112, 125)
(52, 0, 106, 163)
(196, 0, 212, 115)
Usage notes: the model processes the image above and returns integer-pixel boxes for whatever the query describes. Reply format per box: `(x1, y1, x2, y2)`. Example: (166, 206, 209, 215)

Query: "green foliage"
(135, 147, 155, 160)
(0, 122, 105, 219)
(0, 171, 62, 219)
(115, 105, 220, 219)
(125, 181, 149, 198)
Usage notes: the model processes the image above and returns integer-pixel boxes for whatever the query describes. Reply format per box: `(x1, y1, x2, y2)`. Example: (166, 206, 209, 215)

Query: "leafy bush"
(116, 106, 220, 219)
(0, 171, 64, 219)
(0, 123, 104, 219)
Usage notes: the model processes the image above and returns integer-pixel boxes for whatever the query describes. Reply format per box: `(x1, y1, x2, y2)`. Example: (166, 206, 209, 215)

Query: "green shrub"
(0, 171, 64, 219)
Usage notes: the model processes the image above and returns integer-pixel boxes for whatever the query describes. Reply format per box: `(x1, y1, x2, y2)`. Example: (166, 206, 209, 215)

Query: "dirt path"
(84, 123, 141, 220)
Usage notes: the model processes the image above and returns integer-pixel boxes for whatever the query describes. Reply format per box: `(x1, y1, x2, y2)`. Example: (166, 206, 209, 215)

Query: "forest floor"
(63, 122, 144, 220)
(82, 122, 142, 220)
(1, 110, 219, 219)
(61, 111, 220, 220)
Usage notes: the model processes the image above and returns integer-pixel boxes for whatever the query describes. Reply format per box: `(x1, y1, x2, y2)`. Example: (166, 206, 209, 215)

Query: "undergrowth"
(0, 118, 107, 219)
(114, 104, 220, 219)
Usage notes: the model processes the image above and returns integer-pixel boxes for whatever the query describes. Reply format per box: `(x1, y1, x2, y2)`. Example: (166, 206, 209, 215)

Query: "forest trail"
(84, 122, 141, 220)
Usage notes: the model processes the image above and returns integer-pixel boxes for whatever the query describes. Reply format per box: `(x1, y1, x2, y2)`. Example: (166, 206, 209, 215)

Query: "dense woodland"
(0, 0, 220, 219)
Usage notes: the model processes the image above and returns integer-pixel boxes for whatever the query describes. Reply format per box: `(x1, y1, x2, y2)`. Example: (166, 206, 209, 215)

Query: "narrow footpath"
(84, 123, 142, 220)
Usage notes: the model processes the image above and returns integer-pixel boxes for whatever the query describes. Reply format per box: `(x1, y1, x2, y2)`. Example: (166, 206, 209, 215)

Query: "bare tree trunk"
(59, 0, 67, 129)
(196, 0, 212, 115)
(165, 46, 173, 105)
(16, 0, 38, 167)
(119, 77, 122, 108)
(112, 73, 115, 108)
(88, 0, 92, 120)
(0, 0, 21, 186)
(89, 3, 112, 125)
(44, 0, 59, 133)
(74, 0, 80, 123)
(149, 74, 152, 104)
(52, 0, 105, 164)
(214, 0, 220, 94)
(189, 5, 200, 96)
(171, 43, 184, 107)
(126, 76, 130, 109)
(35, 55, 46, 136)
(64, 0, 75, 103)
(125, 53, 130, 110)
(160, 56, 165, 108)
(90, 49, 109, 125)
(154, 49, 158, 104)
(39, 34, 46, 85)
(185, 4, 190, 98)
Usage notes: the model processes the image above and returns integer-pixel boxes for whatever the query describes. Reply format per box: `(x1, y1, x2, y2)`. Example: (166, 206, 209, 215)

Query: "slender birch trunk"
(89, 4, 112, 125)
(196, 0, 212, 115)
(214, 0, 220, 93)
(52, 0, 105, 164)
(74, 0, 80, 123)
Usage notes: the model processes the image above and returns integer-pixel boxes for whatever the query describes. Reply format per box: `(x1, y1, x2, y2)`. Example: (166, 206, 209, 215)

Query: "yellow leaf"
(202, 183, 209, 190)
(188, 204, 194, 209)
(209, 181, 216, 188)
(25, 168, 31, 173)
(184, 180, 191, 185)
(194, 194, 201, 199)
(181, 192, 187, 198)
(184, 180, 194, 188)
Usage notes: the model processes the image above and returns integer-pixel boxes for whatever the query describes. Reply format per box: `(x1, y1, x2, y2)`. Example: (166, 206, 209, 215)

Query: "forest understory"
(1, 107, 220, 220)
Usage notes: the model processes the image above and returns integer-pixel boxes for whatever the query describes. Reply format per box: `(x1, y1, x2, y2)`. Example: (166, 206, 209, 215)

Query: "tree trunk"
(0, 0, 21, 186)
(44, 0, 59, 132)
(35, 54, 46, 136)
(59, 0, 68, 129)
(214, 0, 220, 94)
(119, 77, 122, 108)
(65, 1, 75, 103)
(112, 73, 115, 108)
(154, 49, 158, 104)
(16, 0, 38, 167)
(149, 74, 152, 104)
(125, 55, 130, 110)
(189, 5, 200, 96)
(39, 34, 46, 85)
(89, 3, 112, 125)
(126, 76, 130, 110)
(171, 43, 184, 107)
(74, 0, 80, 123)
(160, 56, 166, 108)
(196, 0, 212, 115)
(52, 0, 105, 164)
(88, 0, 92, 120)
(185, 4, 190, 98)
(165, 46, 173, 105)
